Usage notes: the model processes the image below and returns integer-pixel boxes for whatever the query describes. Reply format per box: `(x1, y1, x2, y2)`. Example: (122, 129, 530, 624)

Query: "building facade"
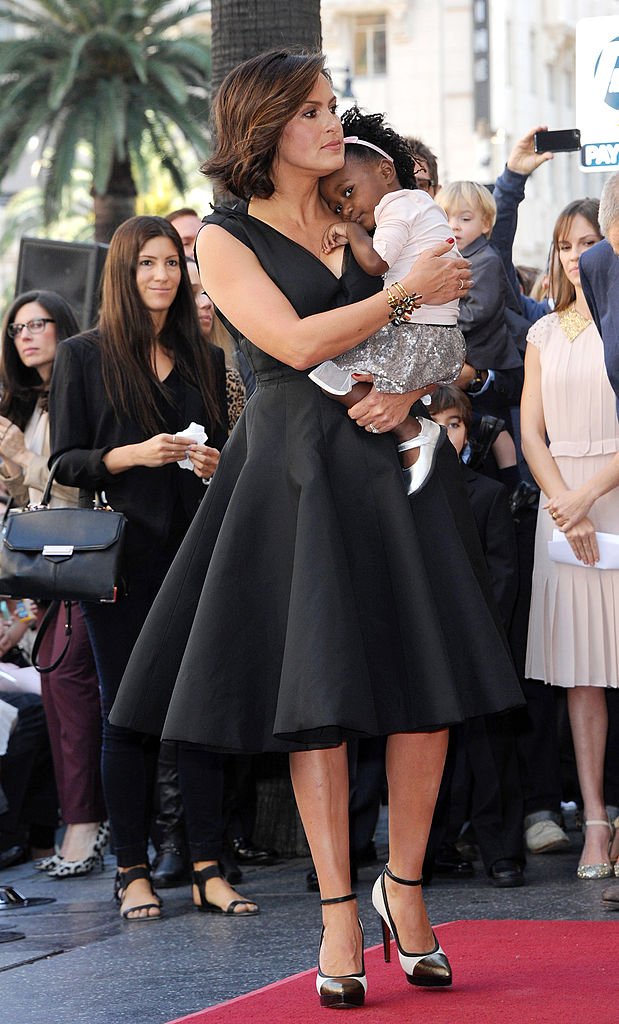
(322, 0, 617, 268)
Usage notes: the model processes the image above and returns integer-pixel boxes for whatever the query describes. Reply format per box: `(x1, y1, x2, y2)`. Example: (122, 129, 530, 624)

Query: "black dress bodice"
(203, 202, 382, 383)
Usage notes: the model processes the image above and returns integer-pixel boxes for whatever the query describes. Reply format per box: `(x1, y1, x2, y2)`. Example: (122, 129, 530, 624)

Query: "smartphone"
(534, 129, 581, 153)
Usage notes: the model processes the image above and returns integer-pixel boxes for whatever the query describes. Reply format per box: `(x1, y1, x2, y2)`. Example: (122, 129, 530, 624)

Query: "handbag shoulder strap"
(31, 601, 73, 673)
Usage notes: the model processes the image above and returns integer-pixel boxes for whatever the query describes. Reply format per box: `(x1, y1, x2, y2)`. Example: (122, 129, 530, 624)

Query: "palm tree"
(0, 0, 211, 241)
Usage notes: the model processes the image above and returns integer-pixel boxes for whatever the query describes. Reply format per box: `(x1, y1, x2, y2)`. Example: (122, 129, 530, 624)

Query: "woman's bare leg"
(383, 729, 449, 951)
(290, 745, 361, 977)
(567, 686, 610, 865)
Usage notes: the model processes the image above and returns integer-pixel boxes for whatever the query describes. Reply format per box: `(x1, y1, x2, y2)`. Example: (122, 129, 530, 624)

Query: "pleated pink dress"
(526, 308, 619, 688)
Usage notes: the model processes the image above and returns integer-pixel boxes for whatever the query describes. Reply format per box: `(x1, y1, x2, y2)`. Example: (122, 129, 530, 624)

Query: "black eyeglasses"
(414, 174, 436, 194)
(7, 318, 55, 338)
(411, 158, 436, 193)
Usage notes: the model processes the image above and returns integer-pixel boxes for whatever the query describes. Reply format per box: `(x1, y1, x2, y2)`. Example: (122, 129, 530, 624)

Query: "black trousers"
(449, 713, 524, 870)
(81, 547, 226, 868)
(0, 692, 58, 851)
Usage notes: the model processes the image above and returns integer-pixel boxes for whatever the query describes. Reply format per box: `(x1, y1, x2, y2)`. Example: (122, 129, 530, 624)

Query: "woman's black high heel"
(316, 893, 367, 1009)
(192, 864, 259, 915)
(372, 865, 452, 987)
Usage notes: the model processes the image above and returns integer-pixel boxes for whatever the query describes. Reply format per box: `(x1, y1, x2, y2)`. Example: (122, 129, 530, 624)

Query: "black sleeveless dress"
(110, 204, 522, 752)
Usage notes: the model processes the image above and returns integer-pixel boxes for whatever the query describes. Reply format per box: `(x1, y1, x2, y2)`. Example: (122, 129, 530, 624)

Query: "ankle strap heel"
(316, 893, 366, 1009)
(320, 892, 357, 906)
(372, 865, 452, 987)
(384, 865, 422, 886)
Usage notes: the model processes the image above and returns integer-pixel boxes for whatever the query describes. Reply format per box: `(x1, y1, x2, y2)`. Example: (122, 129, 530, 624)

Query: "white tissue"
(176, 422, 208, 471)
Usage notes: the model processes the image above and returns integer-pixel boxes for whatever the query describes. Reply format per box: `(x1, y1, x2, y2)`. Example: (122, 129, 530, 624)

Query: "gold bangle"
(386, 281, 423, 325)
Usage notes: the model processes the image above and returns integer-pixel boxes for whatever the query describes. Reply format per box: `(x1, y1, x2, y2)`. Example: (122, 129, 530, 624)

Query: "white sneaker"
(398, 419, 444, 496)
(525, 819, 570, 854)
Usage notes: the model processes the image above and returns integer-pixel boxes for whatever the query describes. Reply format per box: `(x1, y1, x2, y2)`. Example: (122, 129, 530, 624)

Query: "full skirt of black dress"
(110, 362, 522, 753)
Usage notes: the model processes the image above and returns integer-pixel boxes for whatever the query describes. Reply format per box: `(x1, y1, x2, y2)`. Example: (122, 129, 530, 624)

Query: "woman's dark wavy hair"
(340, 106, 417, 190)
(97, 215, 224, 436)
(202, 49, 328, 199)
(550, 198, 601, 313)
(0, 289, 79, 431)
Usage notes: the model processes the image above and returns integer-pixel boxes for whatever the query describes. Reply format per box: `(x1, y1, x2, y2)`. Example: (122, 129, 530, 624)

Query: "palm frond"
(48, 33, 93, 111)
(91, 82, 122, 195)
(0, 0, 213, 238)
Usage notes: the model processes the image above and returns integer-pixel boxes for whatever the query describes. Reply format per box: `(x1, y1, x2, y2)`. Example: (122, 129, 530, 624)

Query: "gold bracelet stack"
(386, 281, 423, 326)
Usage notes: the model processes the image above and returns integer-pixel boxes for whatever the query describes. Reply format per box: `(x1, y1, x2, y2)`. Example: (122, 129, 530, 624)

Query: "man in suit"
(580, 171, 619, 912)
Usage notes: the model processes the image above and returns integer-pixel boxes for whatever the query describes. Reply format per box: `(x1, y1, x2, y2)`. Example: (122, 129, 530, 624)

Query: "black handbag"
(0, 457, 128, 605)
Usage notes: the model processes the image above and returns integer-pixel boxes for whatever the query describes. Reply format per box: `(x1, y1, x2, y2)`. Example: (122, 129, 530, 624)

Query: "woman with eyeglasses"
(0, 289, 108, 876)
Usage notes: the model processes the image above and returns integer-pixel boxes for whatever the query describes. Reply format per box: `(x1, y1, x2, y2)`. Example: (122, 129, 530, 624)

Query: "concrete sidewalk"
(0, 814, 614, 1024)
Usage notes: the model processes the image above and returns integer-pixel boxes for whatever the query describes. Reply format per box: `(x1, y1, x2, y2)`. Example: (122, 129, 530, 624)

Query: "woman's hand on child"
(405, 240, 472, 305)
(322, 222, 350, 254)
(348, 384, 428, 433)
(545, 487, 594, 533)
(564, 516, 599, 566)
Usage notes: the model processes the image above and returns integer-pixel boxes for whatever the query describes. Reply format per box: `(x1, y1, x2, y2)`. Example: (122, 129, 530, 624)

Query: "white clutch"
(547, 528, 619, 569)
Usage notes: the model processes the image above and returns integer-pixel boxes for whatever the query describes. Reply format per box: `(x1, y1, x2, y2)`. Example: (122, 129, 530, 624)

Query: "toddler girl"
(310, 108, 466, 493)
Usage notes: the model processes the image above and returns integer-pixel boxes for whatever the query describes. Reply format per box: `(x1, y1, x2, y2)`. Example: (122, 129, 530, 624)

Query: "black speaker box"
(15, 237, 108, 331)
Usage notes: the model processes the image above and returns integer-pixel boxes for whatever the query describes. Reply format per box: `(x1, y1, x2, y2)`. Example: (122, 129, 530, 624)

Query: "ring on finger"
(459, 278, 465, 290)
(368, 422, 380, 434)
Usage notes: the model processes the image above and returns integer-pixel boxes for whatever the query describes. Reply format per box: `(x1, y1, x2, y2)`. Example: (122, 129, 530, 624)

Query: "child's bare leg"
(324, 386, 423, 468)
(390, 417, 423, 468)
(326, 381, 373, 410)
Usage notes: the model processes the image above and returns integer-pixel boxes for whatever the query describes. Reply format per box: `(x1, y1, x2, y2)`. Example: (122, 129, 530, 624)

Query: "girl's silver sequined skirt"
(309, 323, 466, 395)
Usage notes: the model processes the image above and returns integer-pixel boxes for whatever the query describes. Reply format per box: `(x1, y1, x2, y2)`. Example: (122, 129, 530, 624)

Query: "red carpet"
(167, 920, 616, 1024)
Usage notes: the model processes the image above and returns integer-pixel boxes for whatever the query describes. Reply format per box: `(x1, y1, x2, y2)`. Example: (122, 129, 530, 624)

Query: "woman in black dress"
(49, 216, 257, 920)
(112, 54, 521, 1003)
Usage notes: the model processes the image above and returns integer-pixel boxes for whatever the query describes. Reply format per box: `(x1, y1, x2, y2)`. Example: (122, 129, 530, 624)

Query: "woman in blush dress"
(522, 198, 619, 880)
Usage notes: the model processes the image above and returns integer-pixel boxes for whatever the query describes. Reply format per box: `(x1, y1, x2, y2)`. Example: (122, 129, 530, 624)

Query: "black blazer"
(580, 239, 619, 409)
(48, 331, 228, 546)
(461, 464, 518, 630)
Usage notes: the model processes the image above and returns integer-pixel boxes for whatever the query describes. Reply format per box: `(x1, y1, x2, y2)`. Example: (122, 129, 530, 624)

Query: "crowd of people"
(0, 47, 618, 1010)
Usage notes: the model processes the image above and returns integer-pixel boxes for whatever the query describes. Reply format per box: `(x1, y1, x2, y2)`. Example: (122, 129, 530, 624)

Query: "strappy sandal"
(192, 864, 259, 916)
(576, 819, 614, 880)
(609, 817, 619, 877)
(114, 866, 162, 921)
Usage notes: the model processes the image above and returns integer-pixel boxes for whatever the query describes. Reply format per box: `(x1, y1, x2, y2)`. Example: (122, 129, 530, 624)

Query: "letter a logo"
(594, 36, 619, 110)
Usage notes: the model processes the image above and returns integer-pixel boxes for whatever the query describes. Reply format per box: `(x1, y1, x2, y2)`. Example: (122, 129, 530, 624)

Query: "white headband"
(343, 136, 394, 162)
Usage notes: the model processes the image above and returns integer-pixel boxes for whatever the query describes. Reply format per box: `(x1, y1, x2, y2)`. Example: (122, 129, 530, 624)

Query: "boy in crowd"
(426, 385, 526, 886)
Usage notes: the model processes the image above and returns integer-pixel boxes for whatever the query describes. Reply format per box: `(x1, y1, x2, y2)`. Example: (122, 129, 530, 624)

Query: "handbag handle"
(40, 456, 64, 507)
(41, 456, 106, 509)
(31, 600, 73, 673)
